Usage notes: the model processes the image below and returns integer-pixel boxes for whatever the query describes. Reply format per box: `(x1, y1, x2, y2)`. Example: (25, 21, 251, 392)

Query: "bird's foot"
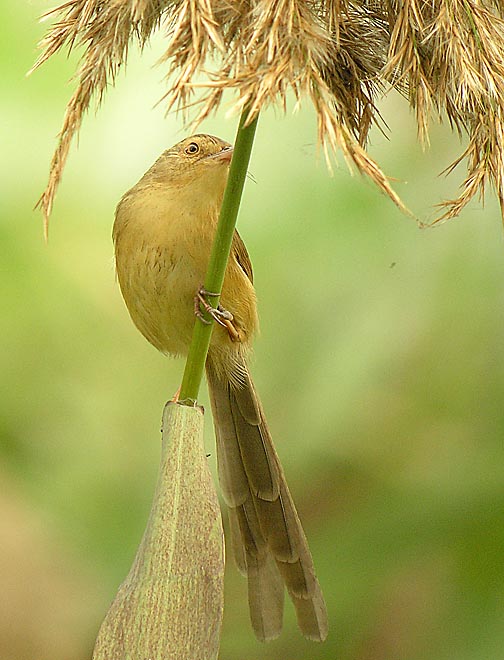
(194, 287, 241, 342)
(194, 289, 233, 326)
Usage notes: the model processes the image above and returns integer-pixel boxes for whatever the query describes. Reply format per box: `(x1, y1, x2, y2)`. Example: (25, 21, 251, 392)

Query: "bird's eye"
(184, 142, 200, 155)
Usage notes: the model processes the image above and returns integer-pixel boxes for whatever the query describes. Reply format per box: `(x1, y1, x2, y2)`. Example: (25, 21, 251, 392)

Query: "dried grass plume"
(31, 0, 504, 234)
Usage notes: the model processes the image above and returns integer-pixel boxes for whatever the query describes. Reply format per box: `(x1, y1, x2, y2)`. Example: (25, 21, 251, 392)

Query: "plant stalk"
(178, 108, 258, 403)
(92, 403, 224, 660)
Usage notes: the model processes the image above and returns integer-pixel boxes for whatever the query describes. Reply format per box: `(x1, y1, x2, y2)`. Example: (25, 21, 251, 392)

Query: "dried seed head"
(31, 0, 504, 231)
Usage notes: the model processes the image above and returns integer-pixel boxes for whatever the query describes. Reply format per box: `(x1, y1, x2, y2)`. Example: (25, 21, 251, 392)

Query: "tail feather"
(206, 358, 328, 642)
(209, 382, 249, 507)
(292, 582, 329, 642)
(247, 554, 285, 642)
(254, 481, 302, 562)
(231, 399, 280, 501)
(229, 498, 285, 641)
(234, 497, 266, 559)
(276, 557, 318, 598)
(233, 379, 262, 423)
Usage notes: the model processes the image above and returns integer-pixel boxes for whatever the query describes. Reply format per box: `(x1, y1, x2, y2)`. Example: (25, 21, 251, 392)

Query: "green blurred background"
(3, 2, 504, 659)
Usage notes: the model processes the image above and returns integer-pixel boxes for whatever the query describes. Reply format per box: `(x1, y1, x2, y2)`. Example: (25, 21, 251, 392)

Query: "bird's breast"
(114, 187, 219, 355)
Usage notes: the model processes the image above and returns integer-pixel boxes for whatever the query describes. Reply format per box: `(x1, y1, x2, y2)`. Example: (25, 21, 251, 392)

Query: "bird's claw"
(194, 289, 234, 328)
(194, 287, 241, 342)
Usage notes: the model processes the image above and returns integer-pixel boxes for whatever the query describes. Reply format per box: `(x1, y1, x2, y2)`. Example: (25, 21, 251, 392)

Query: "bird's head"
(148, 134, 233, 194)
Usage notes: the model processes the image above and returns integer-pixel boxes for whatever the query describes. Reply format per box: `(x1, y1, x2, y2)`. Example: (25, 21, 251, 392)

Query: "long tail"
(206, 358, 328, 642)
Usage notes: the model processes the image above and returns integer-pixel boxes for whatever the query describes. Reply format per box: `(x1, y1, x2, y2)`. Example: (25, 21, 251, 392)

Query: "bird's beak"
(211, 146, 234, 163)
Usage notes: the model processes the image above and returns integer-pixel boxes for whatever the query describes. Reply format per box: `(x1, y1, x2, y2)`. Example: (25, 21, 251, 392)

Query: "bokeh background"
(3, 2, 504, 659)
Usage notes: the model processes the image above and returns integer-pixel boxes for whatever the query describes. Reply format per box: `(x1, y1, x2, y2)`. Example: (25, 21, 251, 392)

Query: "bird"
(113, 133, 328, 642)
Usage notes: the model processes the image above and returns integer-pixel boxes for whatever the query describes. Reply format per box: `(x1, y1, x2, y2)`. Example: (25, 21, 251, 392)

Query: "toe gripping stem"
(194, 287, 240, 342)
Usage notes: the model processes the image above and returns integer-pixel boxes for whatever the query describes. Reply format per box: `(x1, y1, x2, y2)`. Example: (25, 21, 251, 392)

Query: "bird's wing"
(232, 230, 254, 284)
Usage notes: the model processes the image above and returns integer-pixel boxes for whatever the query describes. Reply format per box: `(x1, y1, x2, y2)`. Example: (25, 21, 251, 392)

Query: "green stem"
(178, 108, 258, 403)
